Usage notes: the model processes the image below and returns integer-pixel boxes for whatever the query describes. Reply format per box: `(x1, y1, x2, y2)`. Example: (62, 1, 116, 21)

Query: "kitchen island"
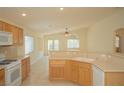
(49, 57, 124, 86)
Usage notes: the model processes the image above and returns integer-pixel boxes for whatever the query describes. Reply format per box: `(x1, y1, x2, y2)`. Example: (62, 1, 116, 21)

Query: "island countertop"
(49, 57, 124, 72)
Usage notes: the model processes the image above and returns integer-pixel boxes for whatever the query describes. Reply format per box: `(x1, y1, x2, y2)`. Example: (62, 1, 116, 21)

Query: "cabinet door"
(18, 28, 23, 45)
(0, 69, 5, 86)
(49, 65, 65, 81)
(3, 22, 12, 32)
(21, 60, 27, 81)
(78, 63, 92, 86)
(11, 26, 19, 45)
(65, 61, 71, 81)
(70, 61, 79, 83)
(26, 57, 30, 76)
(0, 21, 3, 30)
(21, 57, 30, 81)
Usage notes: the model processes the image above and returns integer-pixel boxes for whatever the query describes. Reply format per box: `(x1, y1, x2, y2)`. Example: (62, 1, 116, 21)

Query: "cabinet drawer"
(79, 62, 92, 69)
(49, 65, 65, 80)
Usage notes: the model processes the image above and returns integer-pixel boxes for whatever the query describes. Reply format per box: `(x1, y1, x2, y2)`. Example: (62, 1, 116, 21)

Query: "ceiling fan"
(64, 27, 72, 37)
(64, 26, 78, 39)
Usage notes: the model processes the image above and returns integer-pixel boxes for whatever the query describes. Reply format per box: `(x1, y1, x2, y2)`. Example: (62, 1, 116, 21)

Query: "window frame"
(48, 39, 59, 51)
(25, 36, 34, 55)
(67, 39, 80, 49)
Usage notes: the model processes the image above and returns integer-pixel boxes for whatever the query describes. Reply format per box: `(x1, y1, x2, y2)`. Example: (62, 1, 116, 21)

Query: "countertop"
(0, 55, 30, 70)
(0, 65, 5, 70)
(6, 55, 30, 60)
(49, 57, 124, 72)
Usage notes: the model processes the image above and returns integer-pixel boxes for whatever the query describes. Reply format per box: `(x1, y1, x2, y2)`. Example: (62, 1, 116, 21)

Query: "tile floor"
(22, 58, 77, 86)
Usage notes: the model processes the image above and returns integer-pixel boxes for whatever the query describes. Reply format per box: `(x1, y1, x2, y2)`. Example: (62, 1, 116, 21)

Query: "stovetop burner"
(0, 62, 11, 65)
(1, 59, 17, 62)
(0, 59, 17, 65)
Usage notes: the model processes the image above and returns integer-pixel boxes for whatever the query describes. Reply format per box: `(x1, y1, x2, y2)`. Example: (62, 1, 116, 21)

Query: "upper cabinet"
(18, 28, 24, 45)
(3, 22, 12, 32)
(0, 21, 3, 30)
(0, 20, 24, 46)
(11, 25, 19, 45)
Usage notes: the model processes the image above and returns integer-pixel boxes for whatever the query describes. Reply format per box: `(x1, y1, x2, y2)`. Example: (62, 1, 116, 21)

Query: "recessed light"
(60, 8, 64, 11)
(22, 13, 27, 17)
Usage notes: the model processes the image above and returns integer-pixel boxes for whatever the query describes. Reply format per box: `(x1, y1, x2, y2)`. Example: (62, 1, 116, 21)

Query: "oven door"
(5, 64, 22, 86)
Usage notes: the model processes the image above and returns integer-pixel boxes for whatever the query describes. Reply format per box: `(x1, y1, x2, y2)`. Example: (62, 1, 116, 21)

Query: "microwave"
(0, 31, 13, 45)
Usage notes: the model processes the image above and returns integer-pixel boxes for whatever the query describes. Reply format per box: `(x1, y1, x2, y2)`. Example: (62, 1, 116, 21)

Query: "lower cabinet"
(78, 62, 92, 86)
(0, 69, 5, 86)
(49, 60, 93, 86)
(105, 72, 124, 86)
(65, 61, 71, 81)
(70, 61, 79, 83)
(21, 56, 30, 82)
(49, 60, 65, 81)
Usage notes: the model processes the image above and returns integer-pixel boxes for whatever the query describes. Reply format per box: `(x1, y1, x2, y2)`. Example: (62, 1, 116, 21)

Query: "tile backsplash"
(0, 46, 18, 59)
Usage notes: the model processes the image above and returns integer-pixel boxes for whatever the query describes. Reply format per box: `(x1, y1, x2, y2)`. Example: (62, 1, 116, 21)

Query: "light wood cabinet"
(65, 60, 71, 81)
(11, 25, 19, 45)
(49, 59, 124, 86)
(105, 72, 124, 86)
(21, 56, 30, 82)
(49, 60, 93, 86)
(49, 60, 65, 81)
(0, 20, 24, 46)
(0, 21, 3, 30)
(3, 22, 12, 33)
(70, 61, 79, 83)
(22, 60, 27, 81)
(26, 57, 30, 75)
(0, 69, 5, 86)
(18, 28, 23, 45)
(78, 62, 92, 86)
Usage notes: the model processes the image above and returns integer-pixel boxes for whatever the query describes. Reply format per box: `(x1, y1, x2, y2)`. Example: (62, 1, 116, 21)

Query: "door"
(21, 57, 30, 81)
(3, 23, 12, 32)
(18, 28, 23, 45)
(65, 61, 71, 80)
(22, 60, 27, 81)
(0, 69, 5, 86)
(78, 63, 92, 86)
(5, 64, 21, 85)
(26, 57, 30, 76)
(49, 61, 65, 80)
(0, 21, 3, 31)
(50, 65, 65, 81)
(11, 26, 19, 45)
(70, 61, 79, 83)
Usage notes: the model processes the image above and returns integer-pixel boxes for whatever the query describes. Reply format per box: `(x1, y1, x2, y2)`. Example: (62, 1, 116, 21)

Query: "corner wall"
(87, 9, 124, 53)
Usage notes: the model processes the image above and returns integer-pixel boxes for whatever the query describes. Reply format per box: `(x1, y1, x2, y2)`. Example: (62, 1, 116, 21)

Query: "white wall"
(43, 28, 88, 55)
(87, 9, 124, 53)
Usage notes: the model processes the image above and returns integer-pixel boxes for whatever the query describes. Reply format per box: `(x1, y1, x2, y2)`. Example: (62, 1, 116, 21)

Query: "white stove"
(0, 54, 22, 86)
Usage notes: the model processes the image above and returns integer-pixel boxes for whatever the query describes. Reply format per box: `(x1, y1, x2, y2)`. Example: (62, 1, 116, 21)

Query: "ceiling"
(0, 7, 122, 34)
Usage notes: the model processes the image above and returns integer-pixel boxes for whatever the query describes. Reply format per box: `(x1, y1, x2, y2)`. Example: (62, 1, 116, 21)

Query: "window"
(25, 36, 34, 54)
(48, 40, 59, 51)
(67, 39, 79, 49)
